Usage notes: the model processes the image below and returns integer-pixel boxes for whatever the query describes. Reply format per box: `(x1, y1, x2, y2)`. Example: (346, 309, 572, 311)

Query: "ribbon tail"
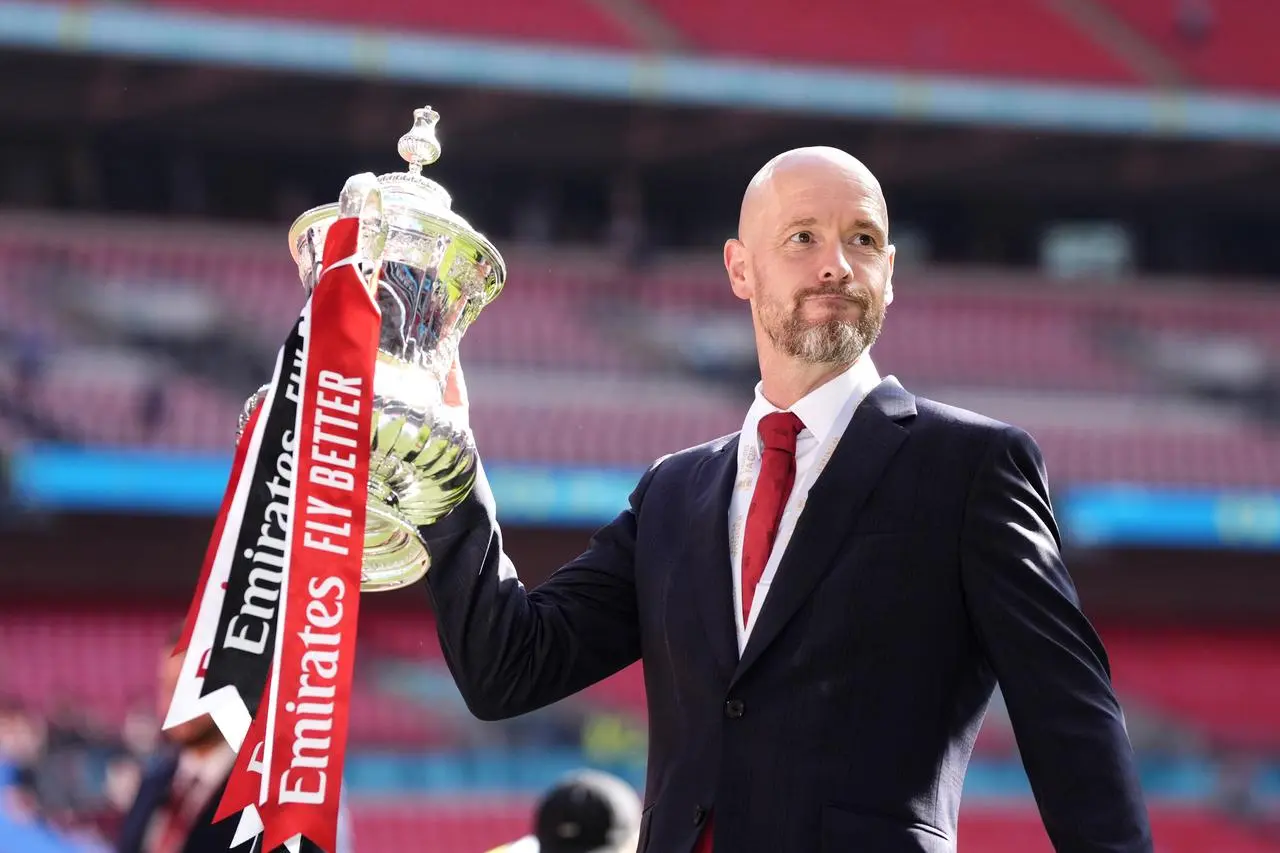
(231, 807, 264, 848)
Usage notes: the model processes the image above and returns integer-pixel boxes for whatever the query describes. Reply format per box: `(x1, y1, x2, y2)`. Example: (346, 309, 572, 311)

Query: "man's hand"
(444, 356, 470, 429)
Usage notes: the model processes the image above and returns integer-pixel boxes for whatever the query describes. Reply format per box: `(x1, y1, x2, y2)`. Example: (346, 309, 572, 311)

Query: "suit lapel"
(686, 434, 741, 678)
(730, 377, 916, 687)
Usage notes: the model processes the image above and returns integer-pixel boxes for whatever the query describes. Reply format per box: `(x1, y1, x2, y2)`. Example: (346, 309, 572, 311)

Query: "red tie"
(696, 412, 803, 853)
(740, 410, 804, 626)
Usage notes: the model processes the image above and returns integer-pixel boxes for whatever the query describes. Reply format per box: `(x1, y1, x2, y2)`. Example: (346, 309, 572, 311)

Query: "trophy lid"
(287, 107, 505, 309)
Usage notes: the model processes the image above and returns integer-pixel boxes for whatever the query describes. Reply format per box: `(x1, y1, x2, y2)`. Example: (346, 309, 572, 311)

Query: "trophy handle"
(338, 172, 388, 295)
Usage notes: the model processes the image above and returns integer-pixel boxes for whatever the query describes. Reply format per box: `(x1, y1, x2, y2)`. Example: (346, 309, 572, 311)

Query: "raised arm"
(960, 426, 1153, 853)
(418, 458, 657, 721)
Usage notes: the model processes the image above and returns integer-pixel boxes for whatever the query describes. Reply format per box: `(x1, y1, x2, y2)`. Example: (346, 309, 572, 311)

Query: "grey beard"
(771, 307, 883, 365)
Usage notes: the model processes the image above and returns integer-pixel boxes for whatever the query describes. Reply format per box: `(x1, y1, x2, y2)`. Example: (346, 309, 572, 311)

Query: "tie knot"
(758, 411, 804, 454)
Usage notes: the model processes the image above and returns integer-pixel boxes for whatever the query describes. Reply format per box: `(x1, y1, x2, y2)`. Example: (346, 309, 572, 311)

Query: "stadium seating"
(0, 606, 459, 748)
(644, 0, 1140, 83)
(149, 0, 638, 49)
(4, 217, 1280, 488)
(1105, 628, 1280, 751)
(959, 804, 1280, 853)
(25, 0, 1280, 95)
(3, 605, 1279, 853)
(8, 356, 1280, 489)
(1104, 0, 1280, 94)
(7, 216, 1280, 387)
(356, 612, 1280, 756)
(346, 800, 1280, 853)
(343, 800, 1280, 853)
(6, 605, 1268, 758)
(640, 266, 1280, 390)
(350, 798, 533, 853)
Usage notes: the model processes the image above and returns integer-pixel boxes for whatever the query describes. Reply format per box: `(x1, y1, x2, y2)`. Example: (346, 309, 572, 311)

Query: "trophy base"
(361, 498, 431, 592)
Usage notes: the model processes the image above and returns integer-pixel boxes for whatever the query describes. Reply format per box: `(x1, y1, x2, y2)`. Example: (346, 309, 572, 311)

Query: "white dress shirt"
(728, 355, 882, 654)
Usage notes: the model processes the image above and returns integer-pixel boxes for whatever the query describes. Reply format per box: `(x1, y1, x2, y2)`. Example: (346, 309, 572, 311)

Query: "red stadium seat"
(643, 0, 1139, 83)
(960, 804, 1280, 853)
(350, 798, 534, 853)
(0, 605, 461, 748)
(1104, 628, 1280, 751)
(1104, 0, 1280, 94)
(4, 216, 1280, 488)
(149, 0, 637, 49)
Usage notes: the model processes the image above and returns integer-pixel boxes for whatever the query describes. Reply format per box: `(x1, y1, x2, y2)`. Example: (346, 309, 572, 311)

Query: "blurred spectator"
(1215, 750, 1266, 822)
(14, 332, 46, 406)
(0, 697, 45, 772)
(114, 637, 253, 853)
(115, 633, 354, 853)
(0, 698, 105, 853)
(485, 769, 642, 853)
(607, 173, 647, 271)
(137, 384, 167, 444)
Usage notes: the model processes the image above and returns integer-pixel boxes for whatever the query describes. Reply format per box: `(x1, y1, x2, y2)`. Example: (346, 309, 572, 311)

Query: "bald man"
(420, 148, 1153, 853)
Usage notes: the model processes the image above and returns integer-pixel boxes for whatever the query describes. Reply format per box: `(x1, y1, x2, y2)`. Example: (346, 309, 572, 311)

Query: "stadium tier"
(5, 366, 1280, 488)
(644, 0, 1139, 83)
(351, 799, 534, 853)
(2, 216, 1279, 489)
(2, 605, 1277, 758)
(957, 805, 1280, 853)
(149, 0, 637, 48)
(0, 607, 466, 748)
(1106, 628, 1280, 751)
(41, 0, 1276, 93)
(345, 801, 1280, 853)
(1104, 0, 1280, 93)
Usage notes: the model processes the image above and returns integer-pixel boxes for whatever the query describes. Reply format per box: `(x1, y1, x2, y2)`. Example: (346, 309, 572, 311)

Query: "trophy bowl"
(239, 106, 505, 592)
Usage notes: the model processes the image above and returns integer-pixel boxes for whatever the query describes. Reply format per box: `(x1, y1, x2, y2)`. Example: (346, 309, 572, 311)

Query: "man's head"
(725, 146, 894, 370)
(532, 770, 642, 853)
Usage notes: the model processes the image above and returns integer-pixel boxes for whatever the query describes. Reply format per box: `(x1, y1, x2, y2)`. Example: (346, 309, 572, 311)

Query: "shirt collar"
(739, 354, 882, 463)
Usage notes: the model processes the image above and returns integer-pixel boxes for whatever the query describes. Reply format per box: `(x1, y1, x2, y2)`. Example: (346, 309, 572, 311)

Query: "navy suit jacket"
(116, 752, 251, 853)
(421, 377, 1153, 853)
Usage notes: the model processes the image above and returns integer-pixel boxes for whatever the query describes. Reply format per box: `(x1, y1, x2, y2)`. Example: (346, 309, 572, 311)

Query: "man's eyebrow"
(854, 218, 888, 242)
(780, 216, 887, 240)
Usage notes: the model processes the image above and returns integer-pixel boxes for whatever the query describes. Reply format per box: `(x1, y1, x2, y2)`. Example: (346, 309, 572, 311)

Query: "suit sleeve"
(417, 458, 658, 721)
(960, 427, 1153, 853)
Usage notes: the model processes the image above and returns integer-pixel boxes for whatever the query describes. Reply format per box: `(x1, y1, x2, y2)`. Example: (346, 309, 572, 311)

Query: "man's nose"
(820, 248, 854, 281)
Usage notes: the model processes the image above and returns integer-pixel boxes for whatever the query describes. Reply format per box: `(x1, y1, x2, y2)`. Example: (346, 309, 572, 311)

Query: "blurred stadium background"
(1, 0, 1279, 850)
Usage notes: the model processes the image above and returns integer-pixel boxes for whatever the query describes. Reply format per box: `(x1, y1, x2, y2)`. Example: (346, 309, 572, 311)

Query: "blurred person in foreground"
(116, 635, 353, 853)
(420, 147, 1152, 852)
(486, 770, 641, 853)
(0, 700, 103, 853)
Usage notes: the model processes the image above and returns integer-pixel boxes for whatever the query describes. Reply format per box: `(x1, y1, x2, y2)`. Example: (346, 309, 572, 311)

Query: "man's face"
(729, 156, 895, 366)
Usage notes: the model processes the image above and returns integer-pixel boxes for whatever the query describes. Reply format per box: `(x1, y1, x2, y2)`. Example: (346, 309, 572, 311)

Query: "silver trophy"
(239, 106, 505, 592)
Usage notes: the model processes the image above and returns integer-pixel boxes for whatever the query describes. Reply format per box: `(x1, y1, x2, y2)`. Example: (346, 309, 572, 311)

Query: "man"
(421, 147, 1153, 852)
(486, 770, 642, 853)
(117, 635, 354, 853)
(116, 641, 245, 853)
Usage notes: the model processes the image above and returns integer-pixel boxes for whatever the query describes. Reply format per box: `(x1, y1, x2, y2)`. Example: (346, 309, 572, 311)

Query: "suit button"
(693, 805, 707, 826)
(724, 699, 745, 719)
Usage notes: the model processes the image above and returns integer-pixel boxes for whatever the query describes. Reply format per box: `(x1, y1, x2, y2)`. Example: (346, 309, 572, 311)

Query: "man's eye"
(851, 233, 874, 247)
(789, 231, 813, 244)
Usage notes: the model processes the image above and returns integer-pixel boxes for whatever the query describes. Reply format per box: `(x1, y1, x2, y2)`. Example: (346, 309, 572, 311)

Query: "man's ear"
(884, 243, 896, 307)
(725, 238, 752, 301)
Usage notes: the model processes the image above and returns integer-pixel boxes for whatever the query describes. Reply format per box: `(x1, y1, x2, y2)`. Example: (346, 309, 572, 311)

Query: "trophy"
(239, 106, 505, 593)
